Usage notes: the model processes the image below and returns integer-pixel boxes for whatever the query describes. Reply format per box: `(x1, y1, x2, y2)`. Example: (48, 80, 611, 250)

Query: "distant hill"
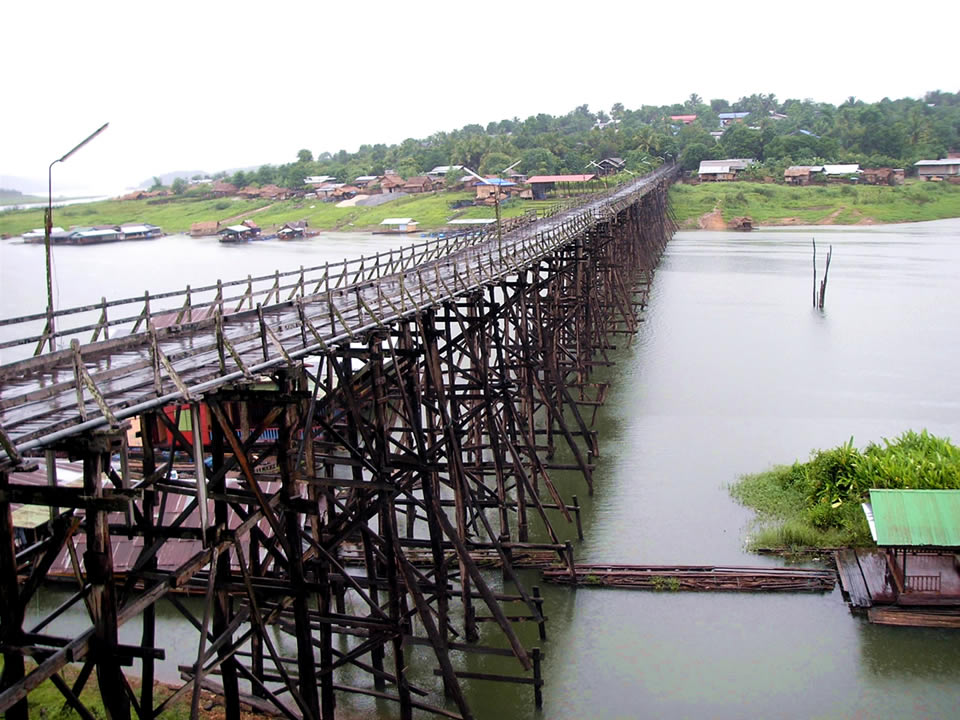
(0, 175, 46, 195)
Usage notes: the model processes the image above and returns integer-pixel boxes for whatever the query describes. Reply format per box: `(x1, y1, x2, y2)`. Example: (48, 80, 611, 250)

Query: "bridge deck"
(0, 167, 675, 466)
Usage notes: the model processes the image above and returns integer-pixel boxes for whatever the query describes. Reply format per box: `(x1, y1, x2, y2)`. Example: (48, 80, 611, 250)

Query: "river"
(5, 220, 960, 718)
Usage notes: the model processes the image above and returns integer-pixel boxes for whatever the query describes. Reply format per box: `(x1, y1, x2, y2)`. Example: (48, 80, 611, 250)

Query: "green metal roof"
(868, 489, 960, 547)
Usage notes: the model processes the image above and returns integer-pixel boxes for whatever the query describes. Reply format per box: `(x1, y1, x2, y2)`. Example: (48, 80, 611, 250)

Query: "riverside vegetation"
(669, 180, 960, 228)
(730, 430, 960, 550)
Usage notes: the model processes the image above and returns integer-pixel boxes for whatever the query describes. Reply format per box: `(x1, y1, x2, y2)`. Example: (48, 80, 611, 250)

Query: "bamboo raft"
(542, 563, 837, 592)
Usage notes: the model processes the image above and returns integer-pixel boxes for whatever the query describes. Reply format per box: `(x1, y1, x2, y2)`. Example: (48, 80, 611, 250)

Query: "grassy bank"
(0, 191, 559, 237)
(730, 430, 960, 551)
(669, 180, 960, 228)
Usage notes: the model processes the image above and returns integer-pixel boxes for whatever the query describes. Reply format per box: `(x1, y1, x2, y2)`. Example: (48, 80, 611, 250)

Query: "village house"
(670, 114, 697, 125)
(211, 182, 238, 196)
(718, 111, 750, 127)
(474, 178, 516, 204)
(698, 159, 754, 182)
(784, 166, 823, 185)
(258, 184, 289, 200)
(402, 176, 438, 194)
(239, 185, 261, 199)
(914, 158, 960, 181)
(860, 168, 904, 186)
(380, 174, 406, 194)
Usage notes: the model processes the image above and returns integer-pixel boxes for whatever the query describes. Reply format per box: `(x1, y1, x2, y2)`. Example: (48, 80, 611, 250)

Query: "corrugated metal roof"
(822, 164, 860, 175)
(867, 490, 960, 547)
(527, 174, 596, 183)
(914, 159, 960, 166)
(448, 218, 496, 225)
(380, 218, 415, 225)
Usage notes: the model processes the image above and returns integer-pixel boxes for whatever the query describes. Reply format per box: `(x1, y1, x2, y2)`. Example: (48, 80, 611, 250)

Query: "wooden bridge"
(0, 164, 678, 719)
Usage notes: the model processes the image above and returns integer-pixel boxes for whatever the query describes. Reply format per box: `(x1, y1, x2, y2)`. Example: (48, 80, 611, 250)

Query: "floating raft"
(542, 563, 837, 592)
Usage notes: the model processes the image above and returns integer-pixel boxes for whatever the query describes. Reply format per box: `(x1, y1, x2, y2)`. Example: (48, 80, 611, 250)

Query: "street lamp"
(43, 122, 109, 352)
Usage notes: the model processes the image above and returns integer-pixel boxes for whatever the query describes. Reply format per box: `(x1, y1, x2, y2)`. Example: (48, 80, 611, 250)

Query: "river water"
(4, 220, 960, 718)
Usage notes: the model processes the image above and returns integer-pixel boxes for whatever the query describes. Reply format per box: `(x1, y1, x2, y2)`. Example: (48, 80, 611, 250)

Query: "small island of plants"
(730, 430, 960, 551)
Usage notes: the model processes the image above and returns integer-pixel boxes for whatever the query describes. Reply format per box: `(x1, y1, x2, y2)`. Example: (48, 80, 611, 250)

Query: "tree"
(231, 171, 248, 188)
(297, 149, 313, 163)
(478, 152, 513, 176)
(149, 176, 164, 191)
(171, 177, 187, 195)
(679, 143, 711, 171)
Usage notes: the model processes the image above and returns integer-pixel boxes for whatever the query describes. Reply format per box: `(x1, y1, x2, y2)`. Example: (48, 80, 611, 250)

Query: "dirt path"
(697, 208, 727, 230)
(221, 202, 278, 224)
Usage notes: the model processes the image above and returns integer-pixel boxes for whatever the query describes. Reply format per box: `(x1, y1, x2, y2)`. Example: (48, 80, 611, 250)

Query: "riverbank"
(670, 180, 960, 228)
(0, 190, 557, 238)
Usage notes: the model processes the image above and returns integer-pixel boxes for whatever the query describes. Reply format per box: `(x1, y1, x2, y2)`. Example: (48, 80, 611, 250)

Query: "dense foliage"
(731, 430, 960, 549)
(207, 91, 959, 189)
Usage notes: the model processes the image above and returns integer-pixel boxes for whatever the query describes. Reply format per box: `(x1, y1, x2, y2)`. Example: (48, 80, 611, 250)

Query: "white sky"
(4, 0, 958, 195)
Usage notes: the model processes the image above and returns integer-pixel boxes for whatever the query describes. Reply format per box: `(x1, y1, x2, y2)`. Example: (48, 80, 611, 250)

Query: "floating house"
(277, 220, 311, 240)
(119, 224, 163, 240)
(217, 224, 257, 243)
(836, 489, 960, 627)
(21, 227, 65, 243)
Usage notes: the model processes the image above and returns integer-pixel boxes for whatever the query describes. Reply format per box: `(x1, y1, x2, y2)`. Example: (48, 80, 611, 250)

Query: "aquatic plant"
(731, 430, 960, 550)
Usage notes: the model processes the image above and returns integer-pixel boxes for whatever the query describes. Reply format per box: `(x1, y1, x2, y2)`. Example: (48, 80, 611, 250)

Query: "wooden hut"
(381, 175, 406, 194)
(862, 489, 960, 605)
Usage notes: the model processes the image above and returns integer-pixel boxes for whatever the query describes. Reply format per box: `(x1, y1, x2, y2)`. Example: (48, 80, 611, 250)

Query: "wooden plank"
(835, 549, 872, 608)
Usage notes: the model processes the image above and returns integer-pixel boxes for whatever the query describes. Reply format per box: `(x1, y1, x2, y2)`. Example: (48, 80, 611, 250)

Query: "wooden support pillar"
(209, 403, 240, 720)
(139, 413, 158, 718)
(81, 432, 131, 720)
(278, 384, 321, 720)
(0, 470, 27, 720)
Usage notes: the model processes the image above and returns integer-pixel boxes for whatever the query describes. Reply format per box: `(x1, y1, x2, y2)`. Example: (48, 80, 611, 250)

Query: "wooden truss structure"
(0, 167, 677, 719)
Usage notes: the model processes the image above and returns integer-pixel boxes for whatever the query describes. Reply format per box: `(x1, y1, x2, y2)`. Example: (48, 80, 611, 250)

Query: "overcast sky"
(4, 0, 957, 195)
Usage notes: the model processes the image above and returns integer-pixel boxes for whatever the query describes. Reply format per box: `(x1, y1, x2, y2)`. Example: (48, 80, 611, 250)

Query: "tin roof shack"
(861, 490, 960, 610)
(426, 165, 463, 178)
(526, 174, 597, 200)
(258, 184, 289, 199)
(822, 164, 861, 183)
(190, 221, 220, 237)
(241, 220, 262, 237)
(377, 218, 419, 234)
(915, 158, 960, 181)
(784, 165, 823, 185)
(698, 159, 754, 182)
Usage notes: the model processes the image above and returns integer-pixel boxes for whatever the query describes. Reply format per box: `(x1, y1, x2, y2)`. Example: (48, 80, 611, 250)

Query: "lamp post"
(43, 122, 109, 353)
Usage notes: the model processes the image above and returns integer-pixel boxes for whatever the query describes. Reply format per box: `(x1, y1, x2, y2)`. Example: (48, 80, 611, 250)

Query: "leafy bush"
(731, 430, 960, 549)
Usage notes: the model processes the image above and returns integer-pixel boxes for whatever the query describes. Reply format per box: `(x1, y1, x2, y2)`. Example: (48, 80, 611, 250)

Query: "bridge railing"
(0, 165, 674, 363)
